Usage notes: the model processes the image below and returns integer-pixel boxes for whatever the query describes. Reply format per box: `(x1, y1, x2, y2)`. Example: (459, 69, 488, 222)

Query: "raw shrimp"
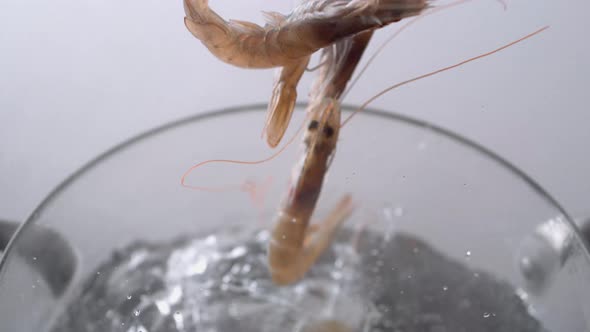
(267, 23, 549, 286)
(268, 31, 374, 285)
(183, 0, 429, 148)
(183, 0, 427, 69)
(181, 0, 550, 287)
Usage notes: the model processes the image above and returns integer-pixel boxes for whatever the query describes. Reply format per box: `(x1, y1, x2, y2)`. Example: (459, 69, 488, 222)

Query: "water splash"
(50, 224, 547, 332)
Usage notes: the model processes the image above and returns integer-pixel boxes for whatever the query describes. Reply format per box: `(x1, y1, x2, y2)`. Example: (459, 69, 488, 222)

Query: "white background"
(1, 0, 589, 223)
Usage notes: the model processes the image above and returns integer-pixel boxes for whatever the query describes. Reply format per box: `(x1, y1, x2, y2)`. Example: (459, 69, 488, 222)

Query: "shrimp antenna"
(341, 25, 549, 127)
(341, 0, 474, 101)
(181, 111, 309, 191)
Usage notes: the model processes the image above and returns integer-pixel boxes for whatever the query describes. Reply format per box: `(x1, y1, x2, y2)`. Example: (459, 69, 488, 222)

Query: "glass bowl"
(1, 104, 589, 332)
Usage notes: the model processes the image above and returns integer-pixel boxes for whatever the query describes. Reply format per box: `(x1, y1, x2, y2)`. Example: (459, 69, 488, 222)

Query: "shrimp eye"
(323, 126, 334, 138)
(308, 120, 319, 130)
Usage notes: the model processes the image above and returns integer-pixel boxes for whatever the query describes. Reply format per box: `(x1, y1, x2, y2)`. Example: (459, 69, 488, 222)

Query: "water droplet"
(228, 246, 247, 258)
(331, 270, 343, 280)
(394, 207, 404, 217)
(32, 256, 37, 261)
(230, 264, 241, 274)
(127, 295, 132, 300)
(255, 230, 270, 242)
(204, 235, 217, 245)
(173, 310, 185, 329)
(483, 312, 491, 318)
(248, 281, 259, 292)
(465, 251, 472, 258)
(133, 309, 140, 316)
(241, 264, 252, 274)
(412, 247, 419, 254)
(443, 286, 448, 291)
(473, 272, 480, 278)
(155, 300, 171, 315)
(516, 218, 571, 295)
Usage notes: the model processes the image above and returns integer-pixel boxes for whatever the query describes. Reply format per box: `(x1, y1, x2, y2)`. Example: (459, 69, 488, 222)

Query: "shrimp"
(268, 31, 374, 285)
(183, 0, 427, 69)
(180, 0, 550, 287)
(267, 22, 549, 285)
(183, 0, 429, 148)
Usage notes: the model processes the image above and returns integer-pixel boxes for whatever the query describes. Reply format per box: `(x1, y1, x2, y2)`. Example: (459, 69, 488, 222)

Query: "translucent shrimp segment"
(264, 56, 311, 148)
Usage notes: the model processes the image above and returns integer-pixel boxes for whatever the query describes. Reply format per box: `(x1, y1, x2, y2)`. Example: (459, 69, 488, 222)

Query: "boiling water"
(51, 225, 548, 332)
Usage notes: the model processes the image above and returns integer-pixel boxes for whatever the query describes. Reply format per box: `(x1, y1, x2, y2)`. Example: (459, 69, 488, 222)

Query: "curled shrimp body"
(183, 0, 427, 69)
(268, 32, 373, 285)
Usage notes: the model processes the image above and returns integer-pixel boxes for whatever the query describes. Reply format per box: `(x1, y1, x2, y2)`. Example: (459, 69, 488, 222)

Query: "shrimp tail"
(183, 0, 210, 23)
(183, 0, 235, 51)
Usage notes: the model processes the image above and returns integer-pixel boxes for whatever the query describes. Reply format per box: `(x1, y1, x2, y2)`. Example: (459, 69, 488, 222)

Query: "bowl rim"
(1, 102, 587, 274)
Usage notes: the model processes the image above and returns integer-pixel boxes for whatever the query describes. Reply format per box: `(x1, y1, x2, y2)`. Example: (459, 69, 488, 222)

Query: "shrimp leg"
(298, 194, 354, 268)
(268, 31, 374, 285)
